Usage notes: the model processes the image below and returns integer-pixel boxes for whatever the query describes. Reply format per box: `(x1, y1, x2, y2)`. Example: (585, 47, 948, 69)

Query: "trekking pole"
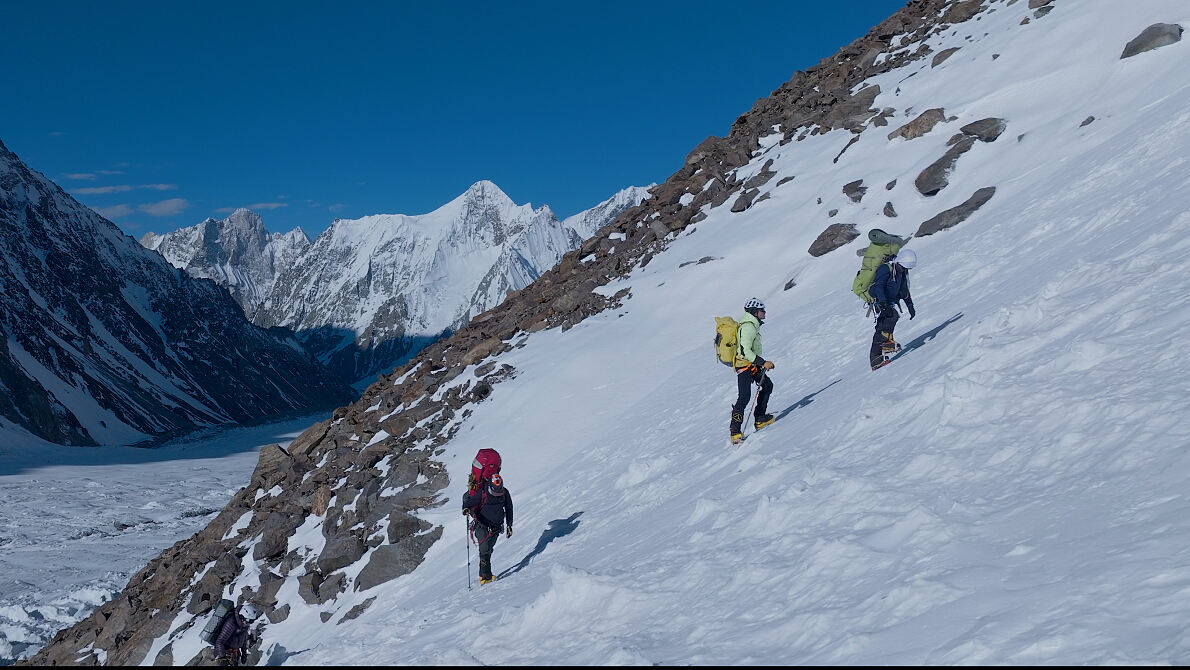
(466, 518, 472, 591)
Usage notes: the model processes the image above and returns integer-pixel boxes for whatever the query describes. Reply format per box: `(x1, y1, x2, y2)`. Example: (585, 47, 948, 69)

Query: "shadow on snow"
(498, 512, 584, 580)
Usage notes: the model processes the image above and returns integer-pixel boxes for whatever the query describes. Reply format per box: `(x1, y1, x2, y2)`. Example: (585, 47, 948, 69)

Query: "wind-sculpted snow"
(21, 0, 1190, 665)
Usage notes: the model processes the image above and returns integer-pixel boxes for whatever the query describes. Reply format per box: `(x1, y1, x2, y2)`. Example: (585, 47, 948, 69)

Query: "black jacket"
(463, 481, 514, 530)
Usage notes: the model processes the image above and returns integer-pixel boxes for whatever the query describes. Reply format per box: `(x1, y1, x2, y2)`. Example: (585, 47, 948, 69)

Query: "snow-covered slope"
(253, 181, 649, 384)
(27, 0, 1190, 665)
(0, 143, 351, 446)
(141, 210, 310, 319)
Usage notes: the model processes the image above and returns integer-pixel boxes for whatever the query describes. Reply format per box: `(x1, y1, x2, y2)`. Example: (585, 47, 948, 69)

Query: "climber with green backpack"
(714, 298, 775, 445)
(851, 229, 916, 370)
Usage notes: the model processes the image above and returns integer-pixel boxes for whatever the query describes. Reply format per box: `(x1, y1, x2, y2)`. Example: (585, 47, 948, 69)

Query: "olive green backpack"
(852, 229, 910, 303)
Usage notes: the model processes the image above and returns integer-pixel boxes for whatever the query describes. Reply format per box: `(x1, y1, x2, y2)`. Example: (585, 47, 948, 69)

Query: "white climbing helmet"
(744, 298, 766, 312)
(894, 248, 917, 269)
(240, 603, 261, 621)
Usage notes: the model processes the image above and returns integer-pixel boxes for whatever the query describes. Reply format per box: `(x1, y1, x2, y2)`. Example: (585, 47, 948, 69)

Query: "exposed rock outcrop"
(888, 108, 948, 141)
(808, 223, 861, 257)
(1120, 23, 1183, 59)
(915, 187, 997, 236)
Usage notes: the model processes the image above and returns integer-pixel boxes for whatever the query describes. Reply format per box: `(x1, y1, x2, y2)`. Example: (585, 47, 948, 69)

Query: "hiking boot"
(479, 575, 495, 585)
(871, 359, 890, 371)
(754, 414, 775, 430)
(731, 432, 745, 445)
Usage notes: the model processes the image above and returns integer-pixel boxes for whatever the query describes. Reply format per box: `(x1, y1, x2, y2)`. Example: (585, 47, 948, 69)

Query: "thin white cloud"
(75, 185, 134, 194)
(73, 183, 176, 195)
(139, 198, 190, 217)
(63, 173, 98, 180)
(329, 203, 347, 212)
(94, 204, 134, 219)
(97, 169, 124, 176)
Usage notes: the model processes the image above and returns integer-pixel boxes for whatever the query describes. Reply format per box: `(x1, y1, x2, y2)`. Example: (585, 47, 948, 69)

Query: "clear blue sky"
(1, 1, 905, 238)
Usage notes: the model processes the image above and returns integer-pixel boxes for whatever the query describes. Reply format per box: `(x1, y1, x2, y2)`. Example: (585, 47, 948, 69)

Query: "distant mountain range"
(142, 181, 651, 384)
(0, 140, 352, 446)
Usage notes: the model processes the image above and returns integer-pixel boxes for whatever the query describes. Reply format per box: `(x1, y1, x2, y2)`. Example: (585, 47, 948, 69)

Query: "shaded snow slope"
(0, 144, 351, 446)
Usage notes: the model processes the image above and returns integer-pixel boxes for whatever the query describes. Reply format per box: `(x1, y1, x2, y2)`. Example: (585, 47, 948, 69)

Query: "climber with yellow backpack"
(714, 298, 775, 445)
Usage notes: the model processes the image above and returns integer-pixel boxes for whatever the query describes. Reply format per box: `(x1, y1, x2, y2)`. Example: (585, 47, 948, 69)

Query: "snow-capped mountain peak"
(142, 209, 311, 318)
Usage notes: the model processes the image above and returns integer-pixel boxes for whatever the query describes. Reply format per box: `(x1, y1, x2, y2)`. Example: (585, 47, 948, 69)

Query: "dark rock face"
(0, 140, 352, 446)
(1120, 23, 1183, 59)
(30, 0, 1005, 663)
(960, 117, 1007, 142)
(916, 137, 976, 196)
(808, 224, 861, 257)
(884, 202, 898, 217)
(915, 187, 997, 236)
(842, 180, 868, 203)
(932, 47, 962, 67)
(915, 118, 1005, 196)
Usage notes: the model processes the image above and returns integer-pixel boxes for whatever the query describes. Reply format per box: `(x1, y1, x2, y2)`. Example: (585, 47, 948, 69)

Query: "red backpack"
(471, 448, 501, 490)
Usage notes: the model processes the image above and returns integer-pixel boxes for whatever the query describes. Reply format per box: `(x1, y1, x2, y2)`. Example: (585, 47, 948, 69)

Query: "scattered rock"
(784, 278, 797, 291)
(943, 0, 984, 23)
(1034, 5, 1053, 18)
(888, 108, 947, 141)
(828, 209, 839, 218)
(1120, 23, 1183, 59)
(1027, 0, 1053, 7)
(884, 202, 898, 217)
(842, 180, 868, 203)
(1080, 115, 1095, 127)
(730, 189, 760, 213)
(915, 137, 975, 196)
(742, 159, 777, 190)
(833, 134, 862, 163)
(915, 187, 997, 236)
(960, 117, 1007, 142)
(808, 223, 860, 257)
(776, 176, 796, 187)
(932, 47, 962, 67)
(678, 256, 721, 268)
(885, 179, 897, 190)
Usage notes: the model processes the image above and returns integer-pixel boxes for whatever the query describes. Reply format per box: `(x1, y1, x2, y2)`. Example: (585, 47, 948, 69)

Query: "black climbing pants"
(870, 307, 900, 367)
(474, 521, 501, 580)
(730, 366, 772, 434)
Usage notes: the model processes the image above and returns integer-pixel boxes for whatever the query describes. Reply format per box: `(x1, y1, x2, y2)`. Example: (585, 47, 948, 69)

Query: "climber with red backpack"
(463, 448, 513, 585)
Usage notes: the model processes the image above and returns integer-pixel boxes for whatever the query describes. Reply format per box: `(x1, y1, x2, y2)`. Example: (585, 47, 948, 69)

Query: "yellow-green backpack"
(852, 229, 910, 303)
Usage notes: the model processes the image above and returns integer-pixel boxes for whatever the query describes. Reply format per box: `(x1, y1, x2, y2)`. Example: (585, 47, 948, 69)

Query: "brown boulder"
(808, 223, 860, 257)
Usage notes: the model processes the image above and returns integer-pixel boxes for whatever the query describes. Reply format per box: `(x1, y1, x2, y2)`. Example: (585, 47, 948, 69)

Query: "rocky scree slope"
(0, 141, 352, 447)
(30, 0, 1178, 663)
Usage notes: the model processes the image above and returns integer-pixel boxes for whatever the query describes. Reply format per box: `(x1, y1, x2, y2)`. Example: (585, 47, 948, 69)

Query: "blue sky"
(1, 1, 905, 238)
